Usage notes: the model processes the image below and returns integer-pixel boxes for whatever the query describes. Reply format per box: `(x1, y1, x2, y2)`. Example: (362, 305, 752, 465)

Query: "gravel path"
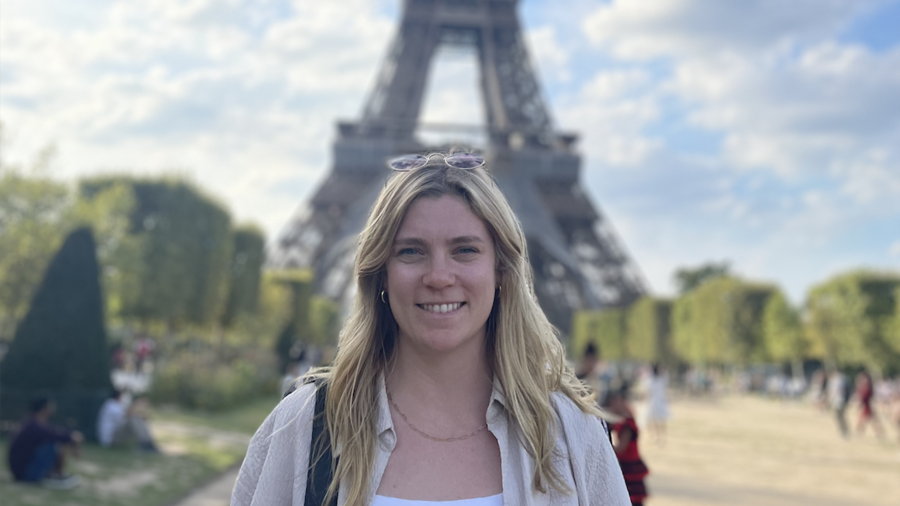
(166, 394, 900, 506)
(638, 394, 900, 506)
(170, 466, 240, 506)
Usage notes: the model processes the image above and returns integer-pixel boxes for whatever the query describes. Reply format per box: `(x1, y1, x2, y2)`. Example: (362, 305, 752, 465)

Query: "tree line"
(572, 264, 900, 378)
(0, 166, 340, 362)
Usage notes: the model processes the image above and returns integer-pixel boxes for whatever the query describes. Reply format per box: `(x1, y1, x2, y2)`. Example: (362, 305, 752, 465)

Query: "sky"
(1, 0, 899, 302)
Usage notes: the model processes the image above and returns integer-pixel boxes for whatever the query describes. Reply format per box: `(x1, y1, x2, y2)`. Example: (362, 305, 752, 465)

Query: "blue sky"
(1, 0, 898, 302)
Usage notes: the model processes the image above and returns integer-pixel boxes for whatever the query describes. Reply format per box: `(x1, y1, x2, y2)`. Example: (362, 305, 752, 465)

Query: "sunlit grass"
(151, 393, 280, 435)
(0, 395, 278, 506)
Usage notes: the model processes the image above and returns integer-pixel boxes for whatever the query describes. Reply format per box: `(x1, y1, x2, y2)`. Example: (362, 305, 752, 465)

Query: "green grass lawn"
(0, 394, 279, 506)
(151, 393, 280, 435)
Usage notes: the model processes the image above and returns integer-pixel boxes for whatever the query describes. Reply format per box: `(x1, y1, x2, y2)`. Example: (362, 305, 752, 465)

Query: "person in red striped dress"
(604, 389, 649, 506)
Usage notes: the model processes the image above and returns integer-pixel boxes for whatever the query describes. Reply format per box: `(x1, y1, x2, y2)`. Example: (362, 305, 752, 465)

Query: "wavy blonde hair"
(311, 162, 598, 504)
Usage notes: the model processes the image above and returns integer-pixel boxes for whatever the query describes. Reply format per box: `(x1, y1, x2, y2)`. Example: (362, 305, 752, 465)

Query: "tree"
(671, 277, 775, 367)
(0, 173, 141, 338)
(762, 291, 806, 378)
(310, 296, 342, 345)
(806, 270, 900, 375)
(0, 228, 112, 438)
(891, 287, 900, 361)
(80, 177, 233, 326)
(227, 272, 293, 348)
(626, 296, 675, 367)
(271, 270, 314, 371)
(0, 172, 71, 339)
(571, 309, 627, 360)
(673, 261, 731, 294)
(69, 183, 139, 321)
(221, 225, 266, 328)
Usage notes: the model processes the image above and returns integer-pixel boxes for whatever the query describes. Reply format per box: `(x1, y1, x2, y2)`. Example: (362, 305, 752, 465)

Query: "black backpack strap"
(305, 381, 338, 506)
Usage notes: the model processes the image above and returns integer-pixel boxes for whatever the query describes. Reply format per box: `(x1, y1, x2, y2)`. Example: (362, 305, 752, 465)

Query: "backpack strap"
(305, 381, 339, 506)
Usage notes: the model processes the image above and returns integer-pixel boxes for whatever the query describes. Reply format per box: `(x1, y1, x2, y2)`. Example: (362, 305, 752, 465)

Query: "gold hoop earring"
(381, 290, 388, 304)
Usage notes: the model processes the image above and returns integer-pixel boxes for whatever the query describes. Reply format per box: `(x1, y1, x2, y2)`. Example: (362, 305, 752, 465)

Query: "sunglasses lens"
(444, 153, 484, 169)
(388, 154, 428, 172)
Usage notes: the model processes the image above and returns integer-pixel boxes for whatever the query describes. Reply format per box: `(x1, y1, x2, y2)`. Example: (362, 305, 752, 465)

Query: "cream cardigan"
(231, 376, 630, 506)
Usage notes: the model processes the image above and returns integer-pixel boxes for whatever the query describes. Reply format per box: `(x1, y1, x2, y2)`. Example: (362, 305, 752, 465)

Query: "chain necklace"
(386, 390, 488, 443)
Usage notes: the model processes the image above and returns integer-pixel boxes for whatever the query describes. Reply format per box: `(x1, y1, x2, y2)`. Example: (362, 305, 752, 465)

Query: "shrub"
(149, 349, 278, 411)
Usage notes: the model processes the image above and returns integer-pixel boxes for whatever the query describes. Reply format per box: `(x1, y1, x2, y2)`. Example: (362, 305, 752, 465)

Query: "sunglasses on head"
(386, 152, 486, 172)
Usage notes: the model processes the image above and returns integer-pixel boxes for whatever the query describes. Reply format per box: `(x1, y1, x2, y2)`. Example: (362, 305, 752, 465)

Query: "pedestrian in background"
(7, 397, 83, 489)
(854, 370, 885, 439)
(645, 363, 670, 447)
(604, 389, 650, 506)
(827, 369, 851, 438)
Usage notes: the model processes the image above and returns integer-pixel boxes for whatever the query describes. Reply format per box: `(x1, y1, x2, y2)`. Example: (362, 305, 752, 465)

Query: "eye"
(455, 246, 479, 255)
(397, 247, 422, 256)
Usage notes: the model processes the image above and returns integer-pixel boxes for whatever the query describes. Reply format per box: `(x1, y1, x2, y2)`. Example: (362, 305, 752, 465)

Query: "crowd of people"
(5, 388, 161, 490)
(732, 366, 900, 442)
(111, 334, 156, 374)
(809, 369, 900, 441)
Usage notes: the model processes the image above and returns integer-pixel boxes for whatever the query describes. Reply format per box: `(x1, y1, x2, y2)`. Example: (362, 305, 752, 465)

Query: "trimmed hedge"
(0, 228, 112, 439)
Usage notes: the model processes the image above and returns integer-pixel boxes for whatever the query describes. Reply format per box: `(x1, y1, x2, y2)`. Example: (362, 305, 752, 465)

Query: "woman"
(232, 154, 629, 505)
(854, 370, 885, 439)
(644, 363, 669, 447)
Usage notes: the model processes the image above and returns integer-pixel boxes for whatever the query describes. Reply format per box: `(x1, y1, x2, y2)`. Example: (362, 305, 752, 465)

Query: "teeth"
(420, 303, 462, 313)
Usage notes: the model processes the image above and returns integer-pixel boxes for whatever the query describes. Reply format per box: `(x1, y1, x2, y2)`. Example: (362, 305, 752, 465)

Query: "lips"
(416, 302, 466, 314)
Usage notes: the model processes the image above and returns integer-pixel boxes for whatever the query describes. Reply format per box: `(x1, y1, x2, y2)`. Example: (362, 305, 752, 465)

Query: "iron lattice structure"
(271, 0, 646, 333)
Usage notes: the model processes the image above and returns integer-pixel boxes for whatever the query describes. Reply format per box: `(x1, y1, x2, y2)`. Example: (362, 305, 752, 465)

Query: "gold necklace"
(386, 390, 488, 443)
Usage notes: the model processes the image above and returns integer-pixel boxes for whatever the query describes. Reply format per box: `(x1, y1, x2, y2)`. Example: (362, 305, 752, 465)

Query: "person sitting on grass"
(7, 397, 83, 489)
(97, 390, 160, 452)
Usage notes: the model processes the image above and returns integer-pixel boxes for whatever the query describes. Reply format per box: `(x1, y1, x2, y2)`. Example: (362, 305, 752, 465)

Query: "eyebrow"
(393, 236, 485, 246)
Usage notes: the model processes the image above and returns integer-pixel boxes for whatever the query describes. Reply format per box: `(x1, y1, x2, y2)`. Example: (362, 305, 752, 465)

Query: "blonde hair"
(311, 162, 598, 504)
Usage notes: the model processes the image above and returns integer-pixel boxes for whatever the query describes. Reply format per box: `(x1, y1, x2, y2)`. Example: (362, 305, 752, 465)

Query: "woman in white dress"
(645, 363, 670, 447)
(232, 153, 629, 506)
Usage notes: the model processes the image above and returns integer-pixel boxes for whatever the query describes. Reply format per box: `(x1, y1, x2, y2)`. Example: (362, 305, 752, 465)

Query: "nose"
(422, 254, 455, 290)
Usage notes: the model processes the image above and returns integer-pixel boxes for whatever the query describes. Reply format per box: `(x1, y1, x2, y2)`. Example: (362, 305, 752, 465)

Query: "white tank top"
(372, 494, 503, 506)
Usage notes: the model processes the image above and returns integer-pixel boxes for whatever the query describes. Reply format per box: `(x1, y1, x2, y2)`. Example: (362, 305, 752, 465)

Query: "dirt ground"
(635, 394, 900, 506)
(165, 394, 900, 506)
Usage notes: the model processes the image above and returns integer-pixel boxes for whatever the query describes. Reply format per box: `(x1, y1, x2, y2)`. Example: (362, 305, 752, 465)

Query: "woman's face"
(385, 195, 497, 356)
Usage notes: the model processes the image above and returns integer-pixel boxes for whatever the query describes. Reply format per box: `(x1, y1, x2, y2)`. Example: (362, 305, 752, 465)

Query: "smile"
(416, 302, 466, 314)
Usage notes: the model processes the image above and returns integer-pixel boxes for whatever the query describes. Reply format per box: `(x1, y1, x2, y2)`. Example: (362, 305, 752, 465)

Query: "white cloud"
(1, 0, 394, 235)
(569, 0, 900, 300)
(582, 0, 872, 60)
(576, 0, 900, 193)
(2, 0, 897, 304)
(891, 240, 900, 257)
(557, 69, 661, 166)
(580, 0, 900, 188)
(526, 25, 570, 83)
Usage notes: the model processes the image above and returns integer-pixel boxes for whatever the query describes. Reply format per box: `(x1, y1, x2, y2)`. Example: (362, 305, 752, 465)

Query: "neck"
(386, 335, 493, 418)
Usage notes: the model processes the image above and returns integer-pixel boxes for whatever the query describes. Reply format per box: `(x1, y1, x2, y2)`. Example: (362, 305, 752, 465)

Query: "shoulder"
(232, 382, 318, 505)
(243, 381, 318, 465)
(549, 391, 614, 458)
(549, 392, 606, 442)
(549, 392, 631, 503)
(269, 382, 318, 433)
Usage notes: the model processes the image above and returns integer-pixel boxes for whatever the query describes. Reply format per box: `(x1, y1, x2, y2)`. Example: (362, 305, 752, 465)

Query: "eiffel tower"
(272, 0, 646, 334)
